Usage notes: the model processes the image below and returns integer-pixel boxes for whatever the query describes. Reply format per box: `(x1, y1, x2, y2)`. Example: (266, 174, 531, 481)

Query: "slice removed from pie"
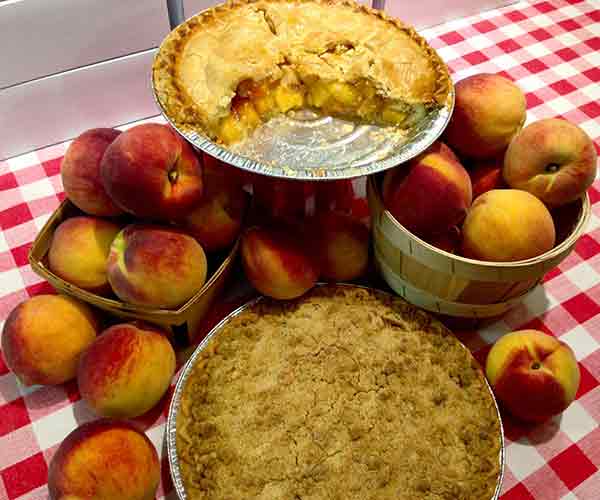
(153, 0, 452, 145)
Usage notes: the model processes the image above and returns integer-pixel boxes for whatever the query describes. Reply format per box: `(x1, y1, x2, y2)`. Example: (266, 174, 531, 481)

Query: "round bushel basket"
(368, 176, 591, 319)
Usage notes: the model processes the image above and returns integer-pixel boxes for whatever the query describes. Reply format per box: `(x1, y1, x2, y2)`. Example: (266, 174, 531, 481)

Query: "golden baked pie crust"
(176, 286, 501, 500)
(153, 0, 452, 143)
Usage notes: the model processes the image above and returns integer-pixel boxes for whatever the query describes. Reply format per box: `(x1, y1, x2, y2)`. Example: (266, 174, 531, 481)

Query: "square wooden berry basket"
(28, 199, 239, 342)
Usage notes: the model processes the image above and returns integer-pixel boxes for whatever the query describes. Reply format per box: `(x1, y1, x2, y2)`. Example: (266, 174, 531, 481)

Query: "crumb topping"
(177, 286, 501, 499)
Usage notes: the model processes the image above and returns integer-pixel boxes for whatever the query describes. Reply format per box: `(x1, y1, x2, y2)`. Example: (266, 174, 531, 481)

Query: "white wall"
(0, 0, 515, 160)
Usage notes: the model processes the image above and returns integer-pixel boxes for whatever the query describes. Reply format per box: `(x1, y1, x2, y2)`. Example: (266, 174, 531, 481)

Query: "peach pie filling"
(217, 76, 428, 145)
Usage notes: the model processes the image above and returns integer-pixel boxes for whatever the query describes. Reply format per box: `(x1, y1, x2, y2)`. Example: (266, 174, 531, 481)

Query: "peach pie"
(176, 286, 502, 499)
(153, 0, 451, 145)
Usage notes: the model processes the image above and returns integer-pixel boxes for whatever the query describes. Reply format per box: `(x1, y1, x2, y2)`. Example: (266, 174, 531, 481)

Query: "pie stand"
(1, 1, 599, 499)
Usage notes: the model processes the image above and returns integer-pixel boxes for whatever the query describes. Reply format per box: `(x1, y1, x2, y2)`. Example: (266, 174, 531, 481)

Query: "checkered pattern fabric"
(1, 0, 599, 498)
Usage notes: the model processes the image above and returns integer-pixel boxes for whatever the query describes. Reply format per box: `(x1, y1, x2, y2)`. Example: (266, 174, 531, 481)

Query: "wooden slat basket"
(28, 199, 240, 342)
(368, 176, 591, 319)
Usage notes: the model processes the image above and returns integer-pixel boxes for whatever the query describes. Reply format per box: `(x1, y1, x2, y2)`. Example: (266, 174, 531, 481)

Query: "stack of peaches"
(241, 176, 370, 300)
(382, 73, 597, 262)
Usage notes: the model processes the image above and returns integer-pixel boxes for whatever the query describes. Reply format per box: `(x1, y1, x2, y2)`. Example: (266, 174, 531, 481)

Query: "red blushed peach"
(241, 224, 318, 299)
(425, 225, 461, 254)
(315, 179, 356, 214)
(461, 189, 556, 262)
(107, 224, 207, 308)
(78, 322, 176, 418)
(1, 295, 99, 386)
(252, 176, 316, 219)
(48, 419, 160, 500)
(48, 216, 121, 294)
(503, 118, 598, 206)
(101, 123, 203, 220)
(308, 213, 369, 281)
(181, 156, 247, 252)
(201, 152, 248, 189)
(469, 157, 507, 199)
(444, 73, 526, 159)
(61, 128, 124, 216)
(486, 330, 580, 423)
(382, 142, 472, 238)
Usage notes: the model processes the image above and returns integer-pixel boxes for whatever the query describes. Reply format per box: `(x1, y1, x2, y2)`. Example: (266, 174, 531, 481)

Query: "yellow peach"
(1, 295, 99, 385)
(462, 189, 556, 262)
(48, 216, 121, 294)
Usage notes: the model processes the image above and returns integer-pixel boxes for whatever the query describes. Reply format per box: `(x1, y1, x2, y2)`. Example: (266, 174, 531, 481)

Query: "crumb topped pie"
(153, 0, 452, 145)
(175, 286, 502, 500)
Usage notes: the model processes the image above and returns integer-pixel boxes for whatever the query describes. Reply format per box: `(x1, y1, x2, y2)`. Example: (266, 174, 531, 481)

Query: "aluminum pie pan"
(166, 283, 505, 500)
(153, 81, 454, 181)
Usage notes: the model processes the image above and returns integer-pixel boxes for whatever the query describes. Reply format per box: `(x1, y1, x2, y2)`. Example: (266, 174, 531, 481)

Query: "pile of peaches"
(382, 73, 597, 262)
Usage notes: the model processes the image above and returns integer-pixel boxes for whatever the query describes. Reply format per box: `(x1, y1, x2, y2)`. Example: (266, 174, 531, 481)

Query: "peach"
(308, 213, 369, 281)
(201, 152, 248, 189)
(503, 118, 598, 206)
(315, 179, 356, 213)
(426, 225, 461, 254)
(1, 295, 99, 386)
(252, 176, 315, 219)
(78, 322, 175, 418)
(101, 123, 203, 220)
(486, 330, 580, 423)
(107, 224, 207, 308)
(181, 155, 247, 252)
(444, 73, 526, 159)
(241, 224, 318, 299)
(382, 141, 472, 238)
(469, 157, 507, 199)
(462, 189, 556, 262)
(48, 216, 121, 294)
(61, 128, 124, 216)
(48, 419, 160, 499)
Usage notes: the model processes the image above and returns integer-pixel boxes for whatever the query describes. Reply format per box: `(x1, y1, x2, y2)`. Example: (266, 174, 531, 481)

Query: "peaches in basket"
(382, 72, 597, 262)
(52, 125, 249, 308)
(444, 73, 527, 160)
(382, 142, 472, 239)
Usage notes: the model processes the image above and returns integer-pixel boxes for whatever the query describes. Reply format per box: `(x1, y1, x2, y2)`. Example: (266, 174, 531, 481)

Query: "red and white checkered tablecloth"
(1, 0, 599, 498)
